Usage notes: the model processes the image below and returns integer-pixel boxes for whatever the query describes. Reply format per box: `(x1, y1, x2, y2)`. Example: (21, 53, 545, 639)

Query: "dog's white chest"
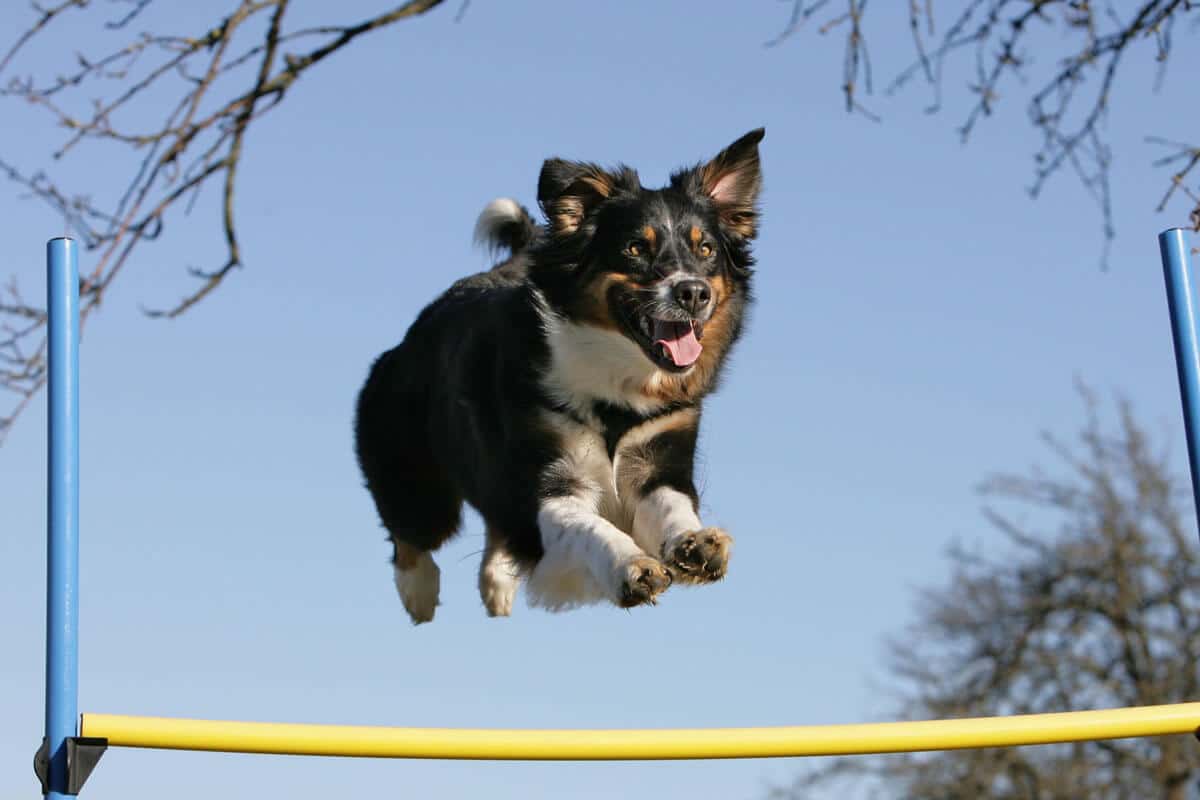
(539, 311, 671, 417)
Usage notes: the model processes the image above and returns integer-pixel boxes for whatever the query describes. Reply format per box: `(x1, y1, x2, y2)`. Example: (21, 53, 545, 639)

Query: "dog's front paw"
(617, 555, 672, 608)
(664, 527, 733, 584)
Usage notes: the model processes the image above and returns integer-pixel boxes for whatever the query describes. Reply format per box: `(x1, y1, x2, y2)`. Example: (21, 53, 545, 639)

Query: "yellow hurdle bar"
(82, 704, 1200, 761)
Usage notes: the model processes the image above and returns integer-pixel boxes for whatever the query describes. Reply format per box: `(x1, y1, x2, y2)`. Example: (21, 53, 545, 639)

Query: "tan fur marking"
(549, 197, 585, 234)
(708, 273, 729, 306)
(642, 226, 657, 249)
(573, 272, 638, 330)
(615, 408, 700, 500)
(724, 213, 757, 239)
(689, 226, 702, 246)
(393, 541, 424, 569)
(548, 170, 616, 235)
(581, 174, 614, 198)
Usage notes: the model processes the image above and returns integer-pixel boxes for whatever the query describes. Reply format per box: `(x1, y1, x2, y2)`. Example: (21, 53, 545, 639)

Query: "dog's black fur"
(355, 129, 764, 622)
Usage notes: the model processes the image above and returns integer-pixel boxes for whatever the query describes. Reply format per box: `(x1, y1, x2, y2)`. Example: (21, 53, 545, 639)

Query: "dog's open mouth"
(629, 314, 705, 371)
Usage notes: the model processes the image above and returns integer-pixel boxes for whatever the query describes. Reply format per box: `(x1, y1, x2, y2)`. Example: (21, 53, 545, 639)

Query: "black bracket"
(34, 736, 108, 795)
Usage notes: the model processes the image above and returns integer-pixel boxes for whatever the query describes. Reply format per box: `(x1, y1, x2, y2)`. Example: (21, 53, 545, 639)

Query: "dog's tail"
(473, 198, 538, 256)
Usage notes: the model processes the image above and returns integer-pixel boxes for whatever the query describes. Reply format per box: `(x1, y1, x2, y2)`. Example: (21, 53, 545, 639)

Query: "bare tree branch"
(0, 0, 86, 76)
(0, 0, 449, 441)
(773, 0, 1200, 266)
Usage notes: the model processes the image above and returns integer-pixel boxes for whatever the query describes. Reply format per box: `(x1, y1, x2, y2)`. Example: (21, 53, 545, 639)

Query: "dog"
(354, 128, 763, 623)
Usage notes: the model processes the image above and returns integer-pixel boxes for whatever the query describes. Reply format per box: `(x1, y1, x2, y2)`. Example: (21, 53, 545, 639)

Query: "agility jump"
(36, 229, 1200, 797)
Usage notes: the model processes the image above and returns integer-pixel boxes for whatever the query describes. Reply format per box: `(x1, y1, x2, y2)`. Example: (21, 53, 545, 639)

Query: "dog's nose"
(672, 279, 712, 316)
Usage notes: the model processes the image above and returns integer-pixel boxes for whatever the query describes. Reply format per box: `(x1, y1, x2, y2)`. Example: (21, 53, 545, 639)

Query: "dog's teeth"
(640, 317, 651, 336)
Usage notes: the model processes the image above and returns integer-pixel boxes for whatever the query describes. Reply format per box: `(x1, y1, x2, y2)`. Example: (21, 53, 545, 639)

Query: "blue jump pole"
(44, 237, 79, 799)
(1159, 228, 1200, 540)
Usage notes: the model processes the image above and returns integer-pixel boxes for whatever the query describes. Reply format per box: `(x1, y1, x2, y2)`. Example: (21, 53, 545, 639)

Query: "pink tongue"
(653, 320, 703, 367)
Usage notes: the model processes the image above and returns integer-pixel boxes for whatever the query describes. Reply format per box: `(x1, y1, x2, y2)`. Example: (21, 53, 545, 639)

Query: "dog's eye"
(699, 242, 715, 258)
(626, 241, 644, 257)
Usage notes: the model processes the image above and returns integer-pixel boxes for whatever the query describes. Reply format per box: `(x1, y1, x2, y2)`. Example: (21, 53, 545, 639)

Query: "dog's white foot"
(479, 563, 518, 617)
(615, 554, 673, 607)
(394, 552, 440, 624)
(663, 527, 733, 584)
(479, 540, 520, 617)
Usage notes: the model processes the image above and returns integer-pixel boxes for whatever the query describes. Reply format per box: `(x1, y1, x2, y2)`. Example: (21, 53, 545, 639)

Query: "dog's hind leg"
(357, 406, 463, 624)
(378, 477, 461, 624)
(372, 467, 461, 624)
(357, 351, 466, 624)
(478, 526, 521, 617)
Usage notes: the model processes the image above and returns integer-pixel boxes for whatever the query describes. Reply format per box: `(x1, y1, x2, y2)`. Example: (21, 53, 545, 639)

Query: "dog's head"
(531, 129, 763, 392)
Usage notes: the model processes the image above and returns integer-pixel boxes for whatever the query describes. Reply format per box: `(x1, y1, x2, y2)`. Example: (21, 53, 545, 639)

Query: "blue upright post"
(1159, 228, 1200, 539)
(44, 237, 79, 799)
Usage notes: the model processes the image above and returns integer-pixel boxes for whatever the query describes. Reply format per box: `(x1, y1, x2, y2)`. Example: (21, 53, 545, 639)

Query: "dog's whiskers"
(633, 296, 692, 323)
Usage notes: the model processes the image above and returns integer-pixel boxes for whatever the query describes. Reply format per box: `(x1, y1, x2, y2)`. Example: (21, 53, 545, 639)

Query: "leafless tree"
(771, 1, 1200, 262)
(0, 0, 449, 441)
(770, 387, 1200, 799)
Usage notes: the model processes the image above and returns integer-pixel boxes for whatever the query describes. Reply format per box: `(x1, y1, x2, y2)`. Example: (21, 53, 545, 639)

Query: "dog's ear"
(696, 128, 764, 239)
(537, 160, 624, 236)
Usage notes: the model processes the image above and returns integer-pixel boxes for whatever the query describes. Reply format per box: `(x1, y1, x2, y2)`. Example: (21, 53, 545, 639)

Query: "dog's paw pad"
(618, 556, 672, 608)
(665, 527, 732, 584)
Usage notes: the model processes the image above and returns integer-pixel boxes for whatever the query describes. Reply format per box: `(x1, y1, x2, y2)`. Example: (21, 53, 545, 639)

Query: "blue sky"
(3, 2, 1198, 798)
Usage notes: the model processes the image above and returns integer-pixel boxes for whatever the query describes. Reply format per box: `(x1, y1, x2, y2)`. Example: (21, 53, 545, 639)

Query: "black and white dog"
(355, 129, 763, 623)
